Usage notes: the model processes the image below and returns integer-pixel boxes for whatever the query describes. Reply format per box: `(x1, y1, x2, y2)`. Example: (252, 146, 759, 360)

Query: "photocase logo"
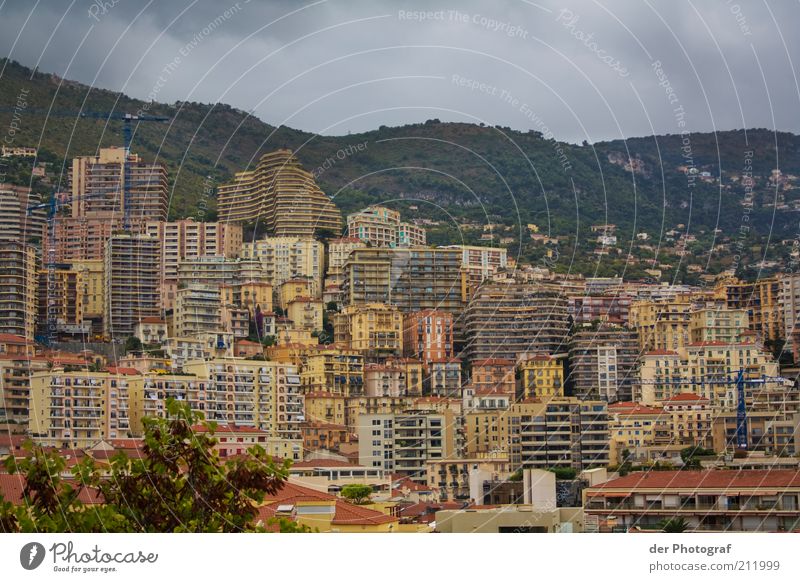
(19, 542, 46, 570)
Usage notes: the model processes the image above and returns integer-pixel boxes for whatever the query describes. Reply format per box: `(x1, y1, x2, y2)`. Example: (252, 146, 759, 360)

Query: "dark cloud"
(1, 0, 798, 142)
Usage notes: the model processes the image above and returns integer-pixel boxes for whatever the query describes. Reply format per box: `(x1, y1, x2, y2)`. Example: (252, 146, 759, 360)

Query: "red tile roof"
(589, 469, 800, 492)
(331, 502, 396, 526)
(261, 481, 398, 527)
(0, 473, 25, 504)
(291, 459, 356, 468)
(0, 334, 33, 344)
(609, 402, 664, 415)
(664, 393, 709, 402)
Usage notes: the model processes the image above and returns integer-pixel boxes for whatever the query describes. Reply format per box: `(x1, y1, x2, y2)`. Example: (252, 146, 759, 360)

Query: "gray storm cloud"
(0, 0, 797, 142)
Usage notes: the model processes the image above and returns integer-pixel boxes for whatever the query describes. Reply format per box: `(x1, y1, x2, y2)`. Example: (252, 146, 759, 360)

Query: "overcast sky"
(1, 0, 798, 143)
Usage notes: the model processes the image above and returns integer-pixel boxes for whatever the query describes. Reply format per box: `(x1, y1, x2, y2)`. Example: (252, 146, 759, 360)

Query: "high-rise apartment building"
(440, 245, 508, 295)
(143, 219, 242, 309)
(567, 325, 640, 402)
(397, 222, 427, 247)
(36, 266, 86, 338)
(333, 303, 404, 359)
(341, 247, 467, 314)
(0, 242, 37, 340)
(402, 310, 454, 364)
(628, 296, 693, 351)
(174, 284, 223, 338)
(217, 149, 342, 236)
(176, 256, 263, 290)
(688, 306, 749, 344)
(71, 147, 168, 223)
(0, 185, 45, 243)
(464, 282, 569, 363)
(348, 206, 400, 247)
(48, 217, 122, 262)
(183, 359, 304, 439)
(357, 410, 455, 481)
(28, 368, 134, 448)
(104, 234, 161, 338)
(508, 398, 610, 471)
(724, 276, 783, 342)
(241, 236, 323, 293)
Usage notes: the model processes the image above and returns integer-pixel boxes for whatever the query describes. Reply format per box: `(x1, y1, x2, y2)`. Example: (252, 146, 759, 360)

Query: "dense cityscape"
(2, 137, 800, 534)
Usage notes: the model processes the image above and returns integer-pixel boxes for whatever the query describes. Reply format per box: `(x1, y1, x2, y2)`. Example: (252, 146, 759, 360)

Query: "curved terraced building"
(217, 149, 343, 237)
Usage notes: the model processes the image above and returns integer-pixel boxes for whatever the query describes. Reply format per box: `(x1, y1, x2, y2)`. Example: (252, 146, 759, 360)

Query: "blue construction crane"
(27, 189, 111, 344)
(0, 107, 169, 228)
(638, 370, 791, 451)
(0, 106, 169, 344)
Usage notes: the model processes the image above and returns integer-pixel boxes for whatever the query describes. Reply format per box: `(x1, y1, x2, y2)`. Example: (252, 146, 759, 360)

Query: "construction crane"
(636, 370, 793, 451)
(27, 189, 110, 345)
(0, 107, 169, 229)
(1, 107, 170, 343)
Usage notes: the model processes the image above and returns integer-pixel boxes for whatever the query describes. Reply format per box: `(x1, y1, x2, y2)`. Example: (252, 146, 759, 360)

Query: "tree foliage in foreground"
(0, 399, 307, 532)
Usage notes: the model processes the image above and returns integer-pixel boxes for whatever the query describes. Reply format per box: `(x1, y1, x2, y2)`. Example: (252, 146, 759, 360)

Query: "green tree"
(680, 445, 716, 470)
(547, 466, 577, 480)
(1, 400, 305, 532)
(340, 484, 373, 505)
(619, 449, 633, 477)
(658, 517, 689, 533)
(124, 336, 143, 354)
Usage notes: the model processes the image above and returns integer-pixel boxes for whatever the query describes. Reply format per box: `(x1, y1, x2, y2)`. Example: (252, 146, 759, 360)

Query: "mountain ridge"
(2, 57, 798, 279)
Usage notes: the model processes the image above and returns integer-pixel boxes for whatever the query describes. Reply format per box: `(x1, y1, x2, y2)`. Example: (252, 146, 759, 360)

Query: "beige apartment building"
(688, 306, 749, 344)
(439, 245, 508, 295)
(0, 242, 37, 340)
(341, 247, 467, 315)
(508, 398, 610, 471)
(28, 369, 135, 448)
(333, 303, 404, 358)
(635, 338, 779, 406)
(347, 206, 400, 247)
(585, 470, 800, 532)
(286, 297, 324, 331)
(629, 296, 692, 351)
(0, 185, 46, 243)
(184, 359, 304, 439)
(0, 353, 50, 427)
(48, 216, 122, 263)
(217, 149, 342, 236)
(300, 349, 365, 396)
(464, 282, 570, 363)
(174, 284, 223, 338)
(143, 219, 242, 309)
(357, 410, 455, 482)
(241, 236, 323, 294)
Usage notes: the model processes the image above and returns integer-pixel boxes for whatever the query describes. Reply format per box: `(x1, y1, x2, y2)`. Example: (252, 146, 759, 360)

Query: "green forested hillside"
(2, 57, 798, 278)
